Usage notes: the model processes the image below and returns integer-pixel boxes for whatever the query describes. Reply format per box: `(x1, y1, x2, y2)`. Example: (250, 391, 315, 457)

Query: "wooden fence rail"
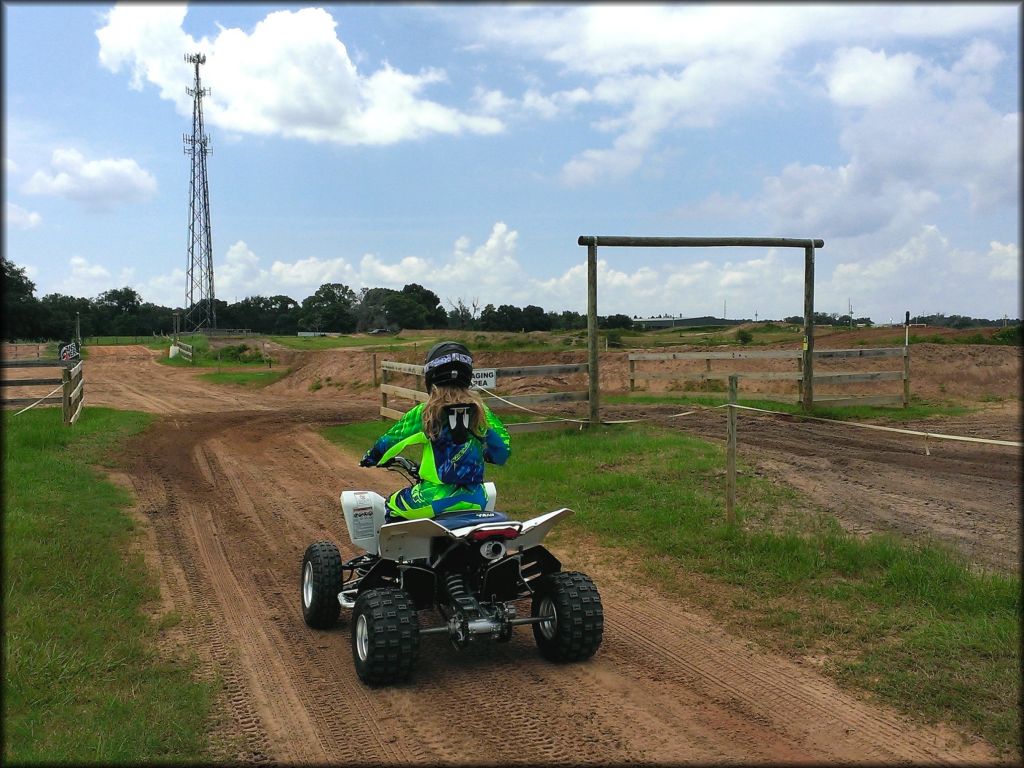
(379, 360, 589, 433)
(63, 361, 84, 425)
(1, 358, 84, 424)
(173, 341, 194, 362)
(628, 347, 909, 407)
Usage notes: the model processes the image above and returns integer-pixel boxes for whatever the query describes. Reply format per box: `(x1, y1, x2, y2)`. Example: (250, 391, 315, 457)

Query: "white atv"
(300, 456, 604, 686)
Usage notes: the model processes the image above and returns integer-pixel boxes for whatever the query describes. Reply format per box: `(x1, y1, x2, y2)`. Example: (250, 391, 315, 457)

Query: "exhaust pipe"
(479, 540, 506, 560)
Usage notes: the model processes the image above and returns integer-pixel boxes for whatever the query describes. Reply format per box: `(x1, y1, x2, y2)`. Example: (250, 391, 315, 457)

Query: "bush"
(991, 326, 1022, 345)
(216, 344, 264, 363)
(736, 329, 753, 344)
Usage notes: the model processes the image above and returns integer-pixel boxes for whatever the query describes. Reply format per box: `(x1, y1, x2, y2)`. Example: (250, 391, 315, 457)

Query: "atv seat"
(428, 509, 510, 530)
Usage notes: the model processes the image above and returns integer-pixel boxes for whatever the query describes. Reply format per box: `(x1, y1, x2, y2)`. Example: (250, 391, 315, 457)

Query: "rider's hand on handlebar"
(359, 455, 376, 468)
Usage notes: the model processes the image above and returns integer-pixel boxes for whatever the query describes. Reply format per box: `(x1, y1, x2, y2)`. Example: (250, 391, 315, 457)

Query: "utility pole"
(183, 53, 216, 332)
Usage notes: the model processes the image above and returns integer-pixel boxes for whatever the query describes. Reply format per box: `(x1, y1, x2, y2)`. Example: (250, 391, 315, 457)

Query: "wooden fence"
(628, 347, 909, 407)
(172, 341, 194, 362)
(1, 358, 85, 424)
(379, 360, 589, 433)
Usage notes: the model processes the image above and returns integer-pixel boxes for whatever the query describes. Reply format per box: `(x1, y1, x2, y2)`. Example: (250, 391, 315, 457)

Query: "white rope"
(481, 389, 699, 425)
(719, 403, 1021, 448)
(12, 385, 64, 416)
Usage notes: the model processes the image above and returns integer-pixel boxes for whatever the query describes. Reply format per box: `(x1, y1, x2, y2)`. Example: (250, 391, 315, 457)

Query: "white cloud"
(52, 255, 135, 299)
(459, 4, 1015, 188)
(269, 256, 359, 287)
(985, 241, 1019, 282)
(736, 36, 1017, 238)
(825, 47, 922, 108)
(5, 202, 42, 229)
(448, 221, 526, 290)
(122, 219, 1015, 323)
(96, 5, 502, 145)
(357, 254, 432, 286)
(23, 148, 157, 210)
(826, 227, 1020, 320)
(217, 241, 266, 295)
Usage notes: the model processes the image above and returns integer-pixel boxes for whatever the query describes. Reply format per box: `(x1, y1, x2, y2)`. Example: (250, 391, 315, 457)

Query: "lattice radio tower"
(183, 53, 216, 331)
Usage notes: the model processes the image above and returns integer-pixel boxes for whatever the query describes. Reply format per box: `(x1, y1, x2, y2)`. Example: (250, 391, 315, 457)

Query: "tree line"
(6, 257, 1015, 343)
(2, 256, 637, 342)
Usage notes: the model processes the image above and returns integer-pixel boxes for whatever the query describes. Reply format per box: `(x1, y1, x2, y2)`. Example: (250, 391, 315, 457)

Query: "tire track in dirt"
(92, 345, 1007, 764)
(195, 421, 412, 764)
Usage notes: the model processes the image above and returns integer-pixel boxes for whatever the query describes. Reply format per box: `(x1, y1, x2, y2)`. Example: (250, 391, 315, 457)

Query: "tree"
(552, 310, 586, 330)
(600, 313, 634, 330)
(355, 287, 396, 330)
(3, 257, 41, 340)
(479, 304, 524, 332)
(401, 283, 447, 328)
(447, 297, 481, 330)
(267, 295, 300, 335)
(95, 286, 143, 315)
(93, 287, 143, 335)
(383, 293, 428, 329)
(300, 282, 357, 333)
(521, 305, 552, 332)
(38, 293, 93, 340)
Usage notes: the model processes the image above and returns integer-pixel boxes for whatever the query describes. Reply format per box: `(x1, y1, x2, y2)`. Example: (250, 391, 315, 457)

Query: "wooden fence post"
(726, 374, 738, 525)
(372, 353, 378, 388)
(628, 356, 635, 392)
(903, 346, 910, 407)
(62, 365, 71, 425)
(587, 239, 599, 427)
(802, 244, 815, 412)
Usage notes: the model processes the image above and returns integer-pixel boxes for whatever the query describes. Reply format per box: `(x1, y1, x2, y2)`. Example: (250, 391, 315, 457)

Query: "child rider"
(359, 341, 511, 519)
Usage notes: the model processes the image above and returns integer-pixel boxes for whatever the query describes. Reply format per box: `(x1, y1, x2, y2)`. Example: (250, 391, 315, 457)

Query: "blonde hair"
(422, 385, 487, 439)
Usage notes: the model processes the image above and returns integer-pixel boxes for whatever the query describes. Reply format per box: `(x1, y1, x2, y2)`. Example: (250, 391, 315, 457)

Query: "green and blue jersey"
(361, 403, 511, 519)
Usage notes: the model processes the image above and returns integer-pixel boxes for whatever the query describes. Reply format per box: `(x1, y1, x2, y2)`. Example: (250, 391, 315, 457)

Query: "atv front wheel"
(532, 571, 603, 662)
(301, 541, 342, 629)
(352, 588, 420, 685)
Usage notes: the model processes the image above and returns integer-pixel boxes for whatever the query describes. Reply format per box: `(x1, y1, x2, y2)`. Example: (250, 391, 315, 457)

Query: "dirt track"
(77, 345, 1016, 763)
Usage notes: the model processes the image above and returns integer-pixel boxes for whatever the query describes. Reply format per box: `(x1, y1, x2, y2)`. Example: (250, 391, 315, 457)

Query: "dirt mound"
(266, 341, 1020, 407)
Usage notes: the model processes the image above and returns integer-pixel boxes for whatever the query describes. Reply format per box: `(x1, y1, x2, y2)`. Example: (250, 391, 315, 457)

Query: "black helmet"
(424, 341, 473, 392)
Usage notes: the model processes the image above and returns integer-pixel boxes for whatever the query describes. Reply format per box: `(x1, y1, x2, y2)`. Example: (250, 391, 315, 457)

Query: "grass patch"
(322, 419, 1020, 755)
(3, 407, 214, 763)
(197, 370, 288, 388)
(82, 336, 167, 347)
(267, 334, 416, 350)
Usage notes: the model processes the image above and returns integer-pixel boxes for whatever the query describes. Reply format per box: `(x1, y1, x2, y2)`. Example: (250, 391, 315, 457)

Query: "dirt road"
(84, 346, 1010, 763)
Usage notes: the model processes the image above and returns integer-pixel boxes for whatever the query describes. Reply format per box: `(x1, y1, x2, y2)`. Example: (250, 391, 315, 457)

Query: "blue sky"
(3, 3, 1020, 323)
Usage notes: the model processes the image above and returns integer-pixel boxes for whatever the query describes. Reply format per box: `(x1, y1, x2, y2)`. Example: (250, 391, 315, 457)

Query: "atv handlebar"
(380, 455, 421, 483)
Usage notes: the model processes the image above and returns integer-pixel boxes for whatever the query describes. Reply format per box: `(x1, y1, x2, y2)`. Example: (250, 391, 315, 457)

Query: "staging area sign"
(471, 368, 496, 390)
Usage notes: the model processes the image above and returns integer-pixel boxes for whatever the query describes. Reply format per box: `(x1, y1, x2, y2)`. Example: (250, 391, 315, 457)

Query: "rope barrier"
(12, 385, 64, 416)
(719, 403, 1021, 450)
(481, 389, 699, 425)
(482, 388, 1019, 451)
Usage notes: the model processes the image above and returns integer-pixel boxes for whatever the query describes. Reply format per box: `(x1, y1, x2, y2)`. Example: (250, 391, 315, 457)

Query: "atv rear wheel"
(301, 541, 342, 629)
(532, 571, 603, 662)
(352, 588, 420, 685)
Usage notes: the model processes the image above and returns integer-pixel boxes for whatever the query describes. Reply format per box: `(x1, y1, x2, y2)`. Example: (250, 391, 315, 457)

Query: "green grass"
(3, 407, 214, 763)
(266, 334, 418, 350)
(82, 335, 168, 348)
(197, 370, 288, 388)
(321, 419, 1020, 755)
